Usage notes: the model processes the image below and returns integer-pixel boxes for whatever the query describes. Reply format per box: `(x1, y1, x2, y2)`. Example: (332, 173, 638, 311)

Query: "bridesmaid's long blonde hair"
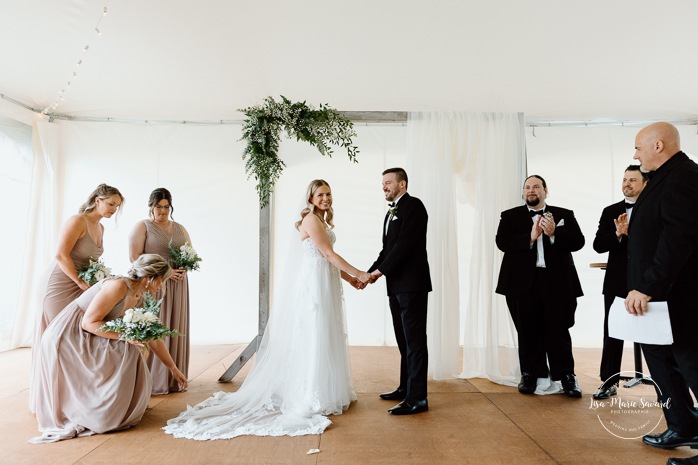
(294, 179, 334, 230)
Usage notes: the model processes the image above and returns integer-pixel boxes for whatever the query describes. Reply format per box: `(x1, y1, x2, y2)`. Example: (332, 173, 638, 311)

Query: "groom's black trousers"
(389, 291, 428, 402)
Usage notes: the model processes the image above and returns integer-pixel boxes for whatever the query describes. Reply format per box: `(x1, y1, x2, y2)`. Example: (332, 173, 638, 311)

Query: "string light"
(41, 1, 110, 115)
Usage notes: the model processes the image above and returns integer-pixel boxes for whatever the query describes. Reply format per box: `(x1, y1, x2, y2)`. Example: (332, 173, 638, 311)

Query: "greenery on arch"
(239, 96, 359, 207)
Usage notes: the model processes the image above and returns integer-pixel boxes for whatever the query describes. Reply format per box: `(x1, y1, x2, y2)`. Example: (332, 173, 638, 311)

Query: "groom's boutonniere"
(388, 204, 398, 219)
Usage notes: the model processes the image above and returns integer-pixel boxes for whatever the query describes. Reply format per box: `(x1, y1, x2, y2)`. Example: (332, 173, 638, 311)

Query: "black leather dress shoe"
(560, 374, 582, 398)
(592, 384, 617, 400)
(379, 388, 406, 401)
(388, 399, 428, 415)
(643, 429, 698, 449)
(518, 373, 536, 394)
(667, 456, 698, 465)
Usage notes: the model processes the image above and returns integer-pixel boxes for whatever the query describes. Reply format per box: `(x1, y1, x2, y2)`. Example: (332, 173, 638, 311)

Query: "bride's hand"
(347, 276, 365, 290)
(358, 271, 372, 284)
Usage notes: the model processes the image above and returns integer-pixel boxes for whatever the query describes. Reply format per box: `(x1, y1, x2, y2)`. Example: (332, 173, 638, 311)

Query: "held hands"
(348, 276, 367, 290)
(614, 213, 629, 238)
(357, 271, 372, 284)
(625, 290, 652, 316)
(350, 270, 382, 290)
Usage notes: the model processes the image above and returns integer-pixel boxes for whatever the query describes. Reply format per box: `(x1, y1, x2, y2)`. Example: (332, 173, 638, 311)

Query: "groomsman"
(369, 167, 432, 415)
(591, 165, 647, 399)
(624, 123, 698, 464)
(495, 175, 585, 397)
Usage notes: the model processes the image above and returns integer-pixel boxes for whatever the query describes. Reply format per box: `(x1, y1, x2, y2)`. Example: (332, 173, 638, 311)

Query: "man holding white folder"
(625, 122, 698, 462)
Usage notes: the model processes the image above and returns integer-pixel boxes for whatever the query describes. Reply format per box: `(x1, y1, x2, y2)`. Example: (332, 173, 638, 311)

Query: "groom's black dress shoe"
(379, 388, 406, 401)
(388, 399, 428, 415)
(592, 383, 617, 400)
(643, 429, 698, 449)
(518, 373, 536, 394)
(667, 457, 698, 465)
(560, 374, 582, 398)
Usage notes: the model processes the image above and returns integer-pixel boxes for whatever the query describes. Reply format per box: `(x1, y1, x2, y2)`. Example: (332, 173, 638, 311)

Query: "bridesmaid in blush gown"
(31, 254, 187, 443)
(164, 180, 370, 440)
(30, 184, 124, 413)
(129, 188, 191, 395)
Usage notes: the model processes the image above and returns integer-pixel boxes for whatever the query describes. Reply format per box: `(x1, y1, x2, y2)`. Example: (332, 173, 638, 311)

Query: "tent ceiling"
(2, 0, 698, 123)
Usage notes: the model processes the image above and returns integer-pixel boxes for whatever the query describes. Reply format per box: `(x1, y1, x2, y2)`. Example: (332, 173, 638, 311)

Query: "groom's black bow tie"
(625, 202, 635, 209)
(529, 209, 545, 217)
(388, 202, 395, 207)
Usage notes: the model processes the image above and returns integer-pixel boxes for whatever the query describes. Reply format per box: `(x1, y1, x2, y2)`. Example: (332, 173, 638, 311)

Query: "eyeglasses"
(154, 205, 171, 210)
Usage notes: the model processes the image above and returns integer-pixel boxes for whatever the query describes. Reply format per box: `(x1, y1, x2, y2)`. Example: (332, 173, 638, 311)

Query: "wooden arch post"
(218, 196, 271, 382)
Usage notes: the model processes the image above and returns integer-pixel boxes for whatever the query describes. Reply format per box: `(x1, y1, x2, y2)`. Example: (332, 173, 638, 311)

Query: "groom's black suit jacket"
(369, 193, 432, 295)
(593, 200, 630, 298)
(495, 204, 584, 299)
(627, 151, 698, 343)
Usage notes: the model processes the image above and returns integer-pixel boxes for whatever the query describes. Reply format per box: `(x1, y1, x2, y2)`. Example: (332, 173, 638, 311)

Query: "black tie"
(388, 202, 395, 208)
(529, 209, 545, 217)
(625, 202, 635, 209)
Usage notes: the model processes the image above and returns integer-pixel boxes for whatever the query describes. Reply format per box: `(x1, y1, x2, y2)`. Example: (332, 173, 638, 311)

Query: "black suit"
(369, 192, 431, 402)
(495, 204, 585, 379)
(627, 151, 698, 436)
(593, 200, 630, 386)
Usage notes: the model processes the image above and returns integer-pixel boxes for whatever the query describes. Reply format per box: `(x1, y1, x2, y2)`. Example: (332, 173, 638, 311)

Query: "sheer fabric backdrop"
(407, 111, 525, 384)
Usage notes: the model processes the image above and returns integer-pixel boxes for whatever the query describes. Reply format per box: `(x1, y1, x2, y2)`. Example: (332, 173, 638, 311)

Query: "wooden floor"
(1, 345, 695, 465)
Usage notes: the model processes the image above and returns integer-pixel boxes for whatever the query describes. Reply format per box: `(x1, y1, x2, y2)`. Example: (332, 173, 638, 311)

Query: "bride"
(164, 179, 372, 440)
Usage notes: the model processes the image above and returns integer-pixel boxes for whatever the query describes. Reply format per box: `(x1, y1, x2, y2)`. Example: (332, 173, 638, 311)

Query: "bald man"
(625, 122, 698, 462)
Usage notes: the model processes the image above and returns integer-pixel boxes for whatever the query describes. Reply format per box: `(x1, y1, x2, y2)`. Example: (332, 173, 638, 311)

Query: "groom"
(368, 167, 432, 415)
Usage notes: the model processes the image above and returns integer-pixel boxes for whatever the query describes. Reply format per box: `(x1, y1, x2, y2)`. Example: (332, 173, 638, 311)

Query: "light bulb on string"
(43, 1, 109, 117)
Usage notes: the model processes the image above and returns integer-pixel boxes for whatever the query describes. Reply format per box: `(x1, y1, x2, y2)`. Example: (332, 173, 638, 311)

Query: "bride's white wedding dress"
(164, 229, 356, 440)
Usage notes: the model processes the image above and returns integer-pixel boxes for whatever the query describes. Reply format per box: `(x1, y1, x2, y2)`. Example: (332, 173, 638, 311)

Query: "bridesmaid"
(30, 183, 123, 413)
(31, 254, 187, 443)
(129, 188, 191, 395)
(41, 183, 124, 331)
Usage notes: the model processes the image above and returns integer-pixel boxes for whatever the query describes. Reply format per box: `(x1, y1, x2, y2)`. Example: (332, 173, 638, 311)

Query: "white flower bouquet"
(99, 292, 182, 342)
(168, 240, 202, 271)
(78, 257, 111, 285)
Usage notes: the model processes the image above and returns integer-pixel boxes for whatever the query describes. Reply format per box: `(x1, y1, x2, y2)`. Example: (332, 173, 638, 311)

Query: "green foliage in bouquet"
(239, 96, 359, 207)
(78, 257, 111, 285)
(168, 240, 202, 271)
(99, 292, 182, 343)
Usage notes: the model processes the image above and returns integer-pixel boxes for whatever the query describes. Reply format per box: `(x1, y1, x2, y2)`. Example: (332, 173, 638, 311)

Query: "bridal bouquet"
(168, 240, 202, 271)
(78, 257, 111, 285)
(99, 292, 182, 342)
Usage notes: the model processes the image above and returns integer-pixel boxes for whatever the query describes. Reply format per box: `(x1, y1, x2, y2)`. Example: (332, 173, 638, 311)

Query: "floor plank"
(1, 345, 696, 464)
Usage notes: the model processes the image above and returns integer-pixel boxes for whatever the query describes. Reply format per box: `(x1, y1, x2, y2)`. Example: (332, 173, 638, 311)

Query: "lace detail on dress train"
(164, 228, 355, 440)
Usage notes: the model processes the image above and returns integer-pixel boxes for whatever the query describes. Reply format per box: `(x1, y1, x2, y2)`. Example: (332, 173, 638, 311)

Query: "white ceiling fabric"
(2, 0, 698, 122)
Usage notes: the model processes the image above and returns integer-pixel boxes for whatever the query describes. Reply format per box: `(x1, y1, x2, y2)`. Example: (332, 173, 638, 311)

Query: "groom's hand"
(369, 270, 383, 283)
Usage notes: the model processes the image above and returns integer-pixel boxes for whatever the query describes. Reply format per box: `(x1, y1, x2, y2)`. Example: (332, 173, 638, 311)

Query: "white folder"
(608, 296, 673, 345)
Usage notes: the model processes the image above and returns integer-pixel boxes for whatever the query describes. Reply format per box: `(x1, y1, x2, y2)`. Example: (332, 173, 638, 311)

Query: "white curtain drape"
(11, 117, 62, 348)
(407, 111, 526, 384)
